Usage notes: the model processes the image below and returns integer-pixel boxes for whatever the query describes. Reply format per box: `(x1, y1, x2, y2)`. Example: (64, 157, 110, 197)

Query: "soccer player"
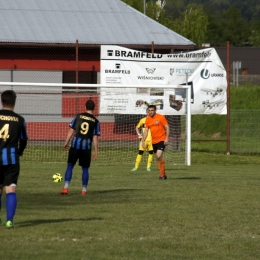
(0, 90, 28, 228)
(142, 105, 169, 180)
(131, 109, 153, 171)
(60, 99, 100, 195)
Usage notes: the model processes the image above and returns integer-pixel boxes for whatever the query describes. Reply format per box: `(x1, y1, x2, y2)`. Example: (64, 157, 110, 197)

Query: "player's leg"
(146, 141, 154, 171)
(60, 148, 77, 194)
(147, 151, 153, 171)
(153, 142, 167, 179)
(81, 167, 89, 195)
(131, 142, 145, 171)
(61, 163, 74, 190)
(4, 164, 19, 228)
(79, 150, 91, 195)
(0, 185, 2, 224)
(5, 186, 16, 228)
(0, 169, 3, 224)
(132, 151, 144, 171)
(158, 154, 167, 180)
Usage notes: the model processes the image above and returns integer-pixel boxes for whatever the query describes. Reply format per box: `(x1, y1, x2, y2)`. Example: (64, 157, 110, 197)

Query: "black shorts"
(67, 147, 92, 168)
(152, 141, 166, 153)
(0, 164, 20, 186)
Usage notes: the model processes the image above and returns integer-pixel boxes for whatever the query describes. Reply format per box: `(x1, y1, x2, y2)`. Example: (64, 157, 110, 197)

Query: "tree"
(219, 6, 250, 46)
(146, 1, 166, 21)
(249, 15, 260, 47)
(171, 4, 209, 46)
(122, 1, 209, 46)
(121, 0, 144, 13)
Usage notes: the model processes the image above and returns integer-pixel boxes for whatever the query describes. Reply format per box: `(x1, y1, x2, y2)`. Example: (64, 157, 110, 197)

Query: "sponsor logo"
(201, 69, 210, 79)
(211, 73, 224, 77)
(137, 76, 164, 81)
(167, 50, 212, 59)
(171, 68, 194, 75)
(107, 50, 113, 56)
(201, 69, 224, 79)
(108, 49, 163, 59)
(105, 64, 130, 74)
(146, 68, 156, 74)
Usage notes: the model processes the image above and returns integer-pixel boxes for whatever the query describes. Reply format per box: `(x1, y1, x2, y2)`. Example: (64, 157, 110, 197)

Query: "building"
(0, 0, 196, 84)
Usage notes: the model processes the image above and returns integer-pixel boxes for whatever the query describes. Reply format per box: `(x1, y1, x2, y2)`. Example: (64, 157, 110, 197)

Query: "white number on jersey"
(0, 124, 10, 141)
(80, 122, 89, 135)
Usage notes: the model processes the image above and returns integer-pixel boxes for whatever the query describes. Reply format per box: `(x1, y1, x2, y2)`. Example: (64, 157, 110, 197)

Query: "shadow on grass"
(18, 188, 143, 208)
(174, 177, 201, 180)
(90, 189, 141, 194)
(166, 167, 189, 171)
(17, 217, 103, 228)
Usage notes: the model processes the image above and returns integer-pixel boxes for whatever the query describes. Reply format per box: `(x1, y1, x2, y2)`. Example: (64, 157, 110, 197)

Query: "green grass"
(192, 85, 260, 137)
(0, 154, 260, 260)
(191, 85, 260, 154)
(230, 85, 260, 109)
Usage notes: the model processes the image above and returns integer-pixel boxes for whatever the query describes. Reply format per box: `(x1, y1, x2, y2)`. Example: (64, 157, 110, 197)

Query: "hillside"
(164, 0, 260, 22)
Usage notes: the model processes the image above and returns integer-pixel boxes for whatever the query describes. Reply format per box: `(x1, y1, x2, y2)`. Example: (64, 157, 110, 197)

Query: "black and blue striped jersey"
(0, 109, 28, 165)
(69, 112, 100, 150)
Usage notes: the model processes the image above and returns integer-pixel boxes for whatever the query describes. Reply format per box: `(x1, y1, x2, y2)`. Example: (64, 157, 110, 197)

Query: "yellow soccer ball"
(53, 173, 63, 182)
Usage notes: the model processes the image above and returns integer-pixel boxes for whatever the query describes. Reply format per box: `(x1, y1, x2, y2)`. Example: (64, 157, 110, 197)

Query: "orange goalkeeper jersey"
(145, 113, 168, 144)
(137, 117, 152, 142)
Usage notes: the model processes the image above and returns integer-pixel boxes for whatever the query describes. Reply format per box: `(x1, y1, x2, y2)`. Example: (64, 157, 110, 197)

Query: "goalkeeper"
(131, 109, 153, 172)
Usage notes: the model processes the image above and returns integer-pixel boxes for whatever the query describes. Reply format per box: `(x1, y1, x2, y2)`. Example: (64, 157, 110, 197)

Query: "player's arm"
(18, 120, 28, 156)
(92, 135, 98, 160)
(164, 124, 170, 145)
(64, 128, 75, 150)
(135, 125, 142, 141)
(135, 119, 143, 140)
(18, 139, 27, 156)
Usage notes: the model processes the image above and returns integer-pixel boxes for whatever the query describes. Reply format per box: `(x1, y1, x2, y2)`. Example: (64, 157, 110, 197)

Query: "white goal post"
(0, 82, 191, 166)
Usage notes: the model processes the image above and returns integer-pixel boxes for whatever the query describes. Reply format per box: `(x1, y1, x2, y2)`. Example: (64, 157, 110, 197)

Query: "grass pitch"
(0, 153, 260, 260)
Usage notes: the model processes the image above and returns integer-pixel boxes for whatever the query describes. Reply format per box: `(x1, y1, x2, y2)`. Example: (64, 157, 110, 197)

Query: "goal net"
(0, 82, 191, 166)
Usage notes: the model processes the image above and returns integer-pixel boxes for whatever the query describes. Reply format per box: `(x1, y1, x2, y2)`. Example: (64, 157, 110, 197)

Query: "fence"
(0, 83, 190, 165)
(0, 42, 259, 155)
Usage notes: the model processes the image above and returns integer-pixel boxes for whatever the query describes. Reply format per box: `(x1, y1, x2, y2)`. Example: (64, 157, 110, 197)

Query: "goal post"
(0, 82, 191, 166)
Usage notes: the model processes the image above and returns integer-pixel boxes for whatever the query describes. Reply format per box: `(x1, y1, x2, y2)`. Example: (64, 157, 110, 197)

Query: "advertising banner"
(100, 45, 227, 115)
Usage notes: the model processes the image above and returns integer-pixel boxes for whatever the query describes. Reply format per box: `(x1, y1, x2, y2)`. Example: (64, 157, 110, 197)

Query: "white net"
(0, 83, 191, 165)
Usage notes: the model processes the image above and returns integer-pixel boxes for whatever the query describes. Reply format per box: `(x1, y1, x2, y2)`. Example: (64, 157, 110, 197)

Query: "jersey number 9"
(80, 122, 89, 135)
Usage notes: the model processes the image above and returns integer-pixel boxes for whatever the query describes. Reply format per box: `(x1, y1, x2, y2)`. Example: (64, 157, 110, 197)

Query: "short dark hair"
(148, 105, 156, 110)
(1, 90, 16, 107)
(86, 99, 95, 110)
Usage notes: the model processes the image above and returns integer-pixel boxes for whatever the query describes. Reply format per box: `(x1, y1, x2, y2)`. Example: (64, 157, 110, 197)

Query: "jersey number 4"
(0, 124, 10, 141)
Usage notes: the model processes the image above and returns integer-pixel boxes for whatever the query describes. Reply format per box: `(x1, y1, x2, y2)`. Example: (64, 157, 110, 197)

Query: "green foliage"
(249, 16, 260, 47)
(121, 0, 144, 12)
(169, 0, 260, 23)
(192, 114, 226, 137)
(230, 85, 260, 109)
(145, 1, 164, 20)
(172, 4, 209, 46)
(0, 161, 260, 259)
(219, 6, 250, 46)
(122, 0, 259, 47)
(190, 86, 260, 154)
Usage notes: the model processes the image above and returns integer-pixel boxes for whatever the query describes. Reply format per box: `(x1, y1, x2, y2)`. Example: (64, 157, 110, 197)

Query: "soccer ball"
(53, 173, 63, 182)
